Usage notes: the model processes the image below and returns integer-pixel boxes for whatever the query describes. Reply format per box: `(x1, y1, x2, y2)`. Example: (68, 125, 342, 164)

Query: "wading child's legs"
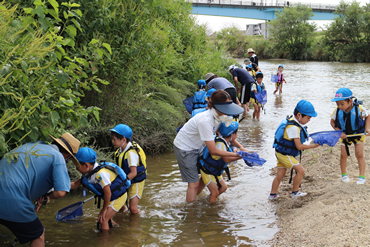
(197, 178, 206, 194)
(207, 181, 220, 203)
(292, 164, 305, 192)
(270, 167, 287, 194)
(99, 207, 118, 231)
(279, 84, 283, 94)
(354, 143, 365, 177)
(340, 145, 348, 175)
(218, 179, 227, 195)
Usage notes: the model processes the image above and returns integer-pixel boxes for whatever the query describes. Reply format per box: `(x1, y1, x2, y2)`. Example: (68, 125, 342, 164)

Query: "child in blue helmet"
(70, 147, 129, 230)
(193, 79, 207, 110)
(273, 65, 286, 95)
(110, 124, 147, 214)
(269, 100, 320, 200)
(330, 88, 370, 184)
(198, 121, 242, 203)
(250, 72, 266, 120)
(191, 88, 216, 118)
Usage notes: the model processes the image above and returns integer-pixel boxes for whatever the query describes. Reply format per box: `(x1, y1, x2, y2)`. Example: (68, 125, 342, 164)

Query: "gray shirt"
(207, 77, 235, 90)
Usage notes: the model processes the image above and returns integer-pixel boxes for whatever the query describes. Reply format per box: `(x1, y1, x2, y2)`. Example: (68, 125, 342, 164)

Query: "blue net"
(55, 201, 84, 221)
(271, 74, 279, 83)
(237, 151, 266, 167)
(191, 108, 207, 118)
(183, 96, 194, 114)
(254, 90, 267, 105)
(309, 130, 342, 147)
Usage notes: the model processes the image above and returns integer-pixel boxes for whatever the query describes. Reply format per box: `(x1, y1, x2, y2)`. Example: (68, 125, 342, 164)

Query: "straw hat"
(49, 133, 80, 168)
(247, 48, 255, 53)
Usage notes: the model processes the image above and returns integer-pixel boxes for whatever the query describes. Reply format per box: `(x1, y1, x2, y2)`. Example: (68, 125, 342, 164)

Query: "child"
(273, 65, 286, 95)
(198, 121, 242, 203)
(250, 72, 266, 120)
(193, 79, 207, 110)
(110, 124, 147, 214)
(70, 147, 130, 230)
(330, 88, 370, 184)
(269, 100, 320, 199)
(246, 64, 256, 80)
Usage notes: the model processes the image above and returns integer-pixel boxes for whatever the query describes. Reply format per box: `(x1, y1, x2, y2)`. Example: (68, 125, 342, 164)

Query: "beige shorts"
(109, 192, 127, 212)
(340, 135, 366, 145)
(128, 180, 145, 199)
(200, 169, 223, 186)
(275, 151, 300, 169)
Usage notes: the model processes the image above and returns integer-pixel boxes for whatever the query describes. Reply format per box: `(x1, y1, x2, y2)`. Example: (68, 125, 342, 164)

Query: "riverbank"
(270, 138, 370, 246)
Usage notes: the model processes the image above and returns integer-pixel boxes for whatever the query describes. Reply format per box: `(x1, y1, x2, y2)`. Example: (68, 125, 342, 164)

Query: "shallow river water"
(1, 60, 370, 246)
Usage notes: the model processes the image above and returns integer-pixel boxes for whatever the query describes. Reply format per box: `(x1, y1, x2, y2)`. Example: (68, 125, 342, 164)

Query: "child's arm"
(293, 138, 319, 150)
(70, 178, 82, 190)
(365, 115, 370, 136)
(230, 139, 248, 152)
(205, 140, 240, 158)
(233, 77, 239, 92)
(98, 185, 111, 223)
(330, 116, 347, 139)
(222, 154, 241, 163)
(127, 166, 137, 180)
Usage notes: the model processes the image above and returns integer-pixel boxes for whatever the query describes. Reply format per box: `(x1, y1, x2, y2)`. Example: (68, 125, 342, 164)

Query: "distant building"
(246, 22, 269, 39)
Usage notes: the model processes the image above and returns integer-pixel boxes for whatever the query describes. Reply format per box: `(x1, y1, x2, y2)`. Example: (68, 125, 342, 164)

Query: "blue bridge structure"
(191, 0, 337, 21)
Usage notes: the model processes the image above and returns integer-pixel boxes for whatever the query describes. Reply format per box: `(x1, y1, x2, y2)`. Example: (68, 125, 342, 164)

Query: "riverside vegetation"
(214, 0, 370, 62)
(0, 0, 234, 165)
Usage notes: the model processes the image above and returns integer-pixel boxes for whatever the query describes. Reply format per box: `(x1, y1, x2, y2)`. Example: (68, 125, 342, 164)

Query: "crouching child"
(70, 147, 131, 230)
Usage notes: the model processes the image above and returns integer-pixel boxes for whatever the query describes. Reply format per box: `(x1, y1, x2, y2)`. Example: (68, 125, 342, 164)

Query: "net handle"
(84, 196, 94, 203)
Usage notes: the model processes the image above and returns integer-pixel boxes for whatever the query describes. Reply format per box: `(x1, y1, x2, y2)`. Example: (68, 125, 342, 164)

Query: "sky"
(193, 0, 369, 33)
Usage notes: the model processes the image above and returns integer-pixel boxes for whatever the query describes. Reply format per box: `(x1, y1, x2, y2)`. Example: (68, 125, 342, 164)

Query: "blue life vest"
(199, 137, 233, 188)
(273, 116, 309, 157)
(191, 108, 207, 118)
(193, 91, 207, 109)
(334, 102, 365, 135)
(250, 82, 265, 99)
(81, 162, 130, 201)
(115, 142, 147, 184)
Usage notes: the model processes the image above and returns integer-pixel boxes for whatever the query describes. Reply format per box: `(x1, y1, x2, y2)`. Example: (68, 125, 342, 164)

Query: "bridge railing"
(191, 0, 337, 10)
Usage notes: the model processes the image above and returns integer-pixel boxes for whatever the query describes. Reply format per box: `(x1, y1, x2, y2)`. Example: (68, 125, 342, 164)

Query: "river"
(1, 60, 369, 246)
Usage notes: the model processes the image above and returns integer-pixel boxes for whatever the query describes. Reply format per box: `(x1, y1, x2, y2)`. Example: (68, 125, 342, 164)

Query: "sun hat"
(228, 65, 235, 75)
(244, 58, 251, 63)
(206, 88, 216, 98)
(75, 147, 97, 163)
(247, 48, 255, 53)
(219, 121, 239, 137)
(204, 72, 215, 83)
(109, 124, 133, 140)
(278, 64, 284, 68)
(295, 100, 318, 117)
(197, 79, 206, 87)
(256, 72, 263, 78)
(213, 101, 244, 115)
(331, 88, 353, 102)
(49, 132, 80, 168)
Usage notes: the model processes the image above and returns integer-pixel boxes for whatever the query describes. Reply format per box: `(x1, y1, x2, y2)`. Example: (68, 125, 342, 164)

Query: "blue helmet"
(246, 64, 253, 69)
(109, 124, 133, 139)
(219, 121, 239, 137)
(75, 147, 97, 163)
(206, 88, 216, 98)
(197, 79, 206, 87)
(331, 88, 353, 102)
(278, 64, 284, 68)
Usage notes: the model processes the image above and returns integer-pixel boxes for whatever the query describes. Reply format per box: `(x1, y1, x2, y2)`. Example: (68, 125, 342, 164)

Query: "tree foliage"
(268, 5, 316, 60)
(324, 0, 370, 62)
(0, 1, 108, 156)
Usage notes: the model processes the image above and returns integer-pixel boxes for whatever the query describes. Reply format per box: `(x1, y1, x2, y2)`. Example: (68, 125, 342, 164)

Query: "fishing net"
(254, 90, 267, 105)
(309, 130, 342, 147)
(183, 96, 194, 114)
(237, 151, 266, 167)
(55, 201, 84, 221)
(271, 74, 279, 83)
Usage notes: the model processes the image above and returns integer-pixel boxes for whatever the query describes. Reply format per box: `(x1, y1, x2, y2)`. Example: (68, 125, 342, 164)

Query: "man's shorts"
(239, 84, 251, 104)
(128, 180, 145, 199)
(340, 135, 366, 145)
(275, 82, 283, 88)
(0, 217, 44, 244)
(224, 87, 238, 104)
(200, 169, 223, 186)
(275, 151, 300, 169)
(109, 192, 127, 212)
(174, 145, 200, 183)
(250, 97, 261, 106)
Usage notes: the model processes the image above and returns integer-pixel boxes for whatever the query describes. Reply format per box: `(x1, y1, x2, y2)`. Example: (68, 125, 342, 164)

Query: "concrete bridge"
(191, 0, 337, 20)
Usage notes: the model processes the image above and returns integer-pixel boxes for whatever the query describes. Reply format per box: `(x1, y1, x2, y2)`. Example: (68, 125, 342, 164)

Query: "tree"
(268, 5, 316, 60)
(324, 1, 369, 62)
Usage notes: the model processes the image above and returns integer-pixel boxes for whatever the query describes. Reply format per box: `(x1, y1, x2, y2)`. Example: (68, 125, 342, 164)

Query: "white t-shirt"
(174, 109, 220, 151)
(331, 105, 368, 120)
(88, 163, 112, 189)
(285, 116, 306, 140)
(118, 142, 139, 167)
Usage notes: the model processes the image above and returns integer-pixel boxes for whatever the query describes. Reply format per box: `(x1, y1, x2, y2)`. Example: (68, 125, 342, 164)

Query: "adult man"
(204, 72, 240, 105)
(248, 48, 259, 66)
(0, 133, 80, 246)
(229, 66, 255, 113)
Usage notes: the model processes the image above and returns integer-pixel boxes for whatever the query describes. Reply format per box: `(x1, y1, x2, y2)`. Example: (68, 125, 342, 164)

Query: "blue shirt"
(207, 77, 234, 90)
(232, 68, 254, 85)
(0, 142, 70, 222)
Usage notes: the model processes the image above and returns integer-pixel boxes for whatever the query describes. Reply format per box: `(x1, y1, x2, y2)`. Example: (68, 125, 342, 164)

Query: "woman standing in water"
(173, 89, 246, 203)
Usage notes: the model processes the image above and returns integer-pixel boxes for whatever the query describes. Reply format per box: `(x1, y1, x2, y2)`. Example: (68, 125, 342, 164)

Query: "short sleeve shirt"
(232, 68, 255, 85)
(207, 77, 234, 90)
(0, 142, 70, 222)
(331, 105, 368, 121)
(121, 142, 139, 167)
(284, 116, 306, 140)
(174, 109, 220, 151)
(210, 140, 227, 161)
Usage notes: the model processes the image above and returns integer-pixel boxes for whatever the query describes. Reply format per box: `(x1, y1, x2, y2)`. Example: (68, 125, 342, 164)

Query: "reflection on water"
(2, 60, 370, 246)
